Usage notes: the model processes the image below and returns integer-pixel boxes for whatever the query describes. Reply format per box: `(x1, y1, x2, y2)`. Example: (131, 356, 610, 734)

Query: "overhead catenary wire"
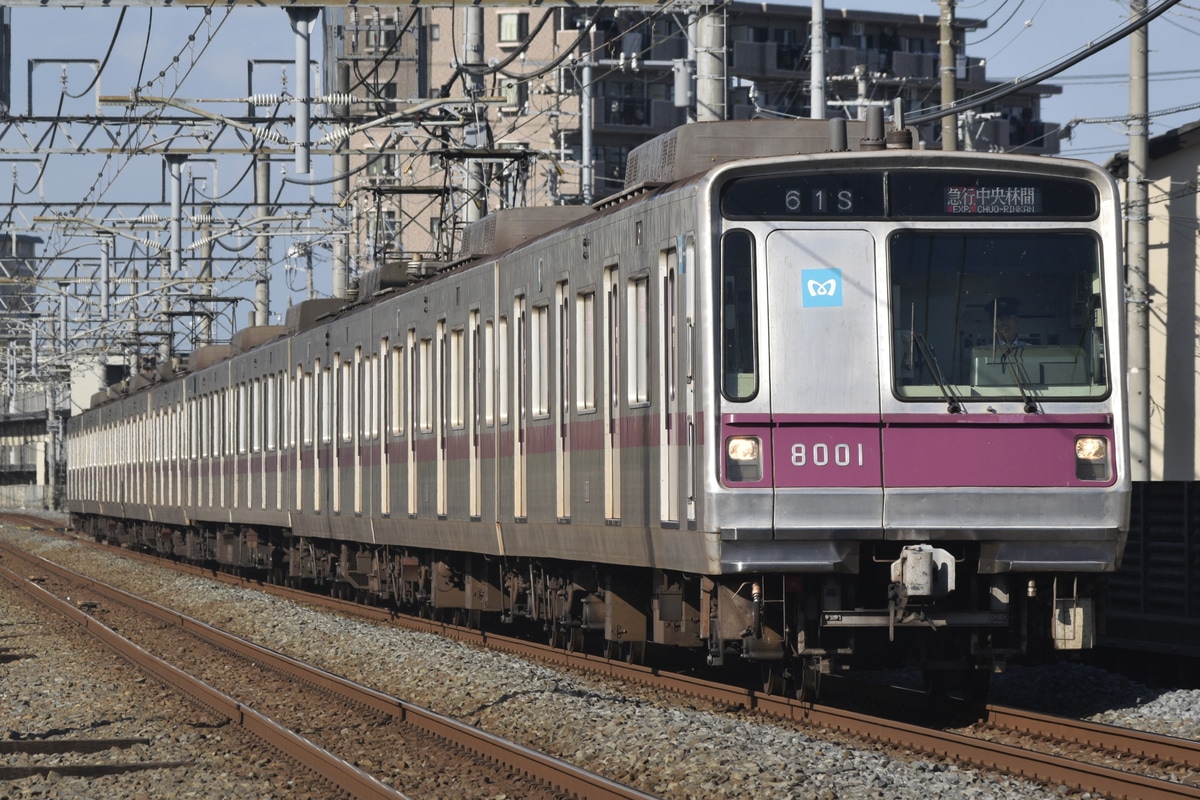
(907, 0, 1185, 125)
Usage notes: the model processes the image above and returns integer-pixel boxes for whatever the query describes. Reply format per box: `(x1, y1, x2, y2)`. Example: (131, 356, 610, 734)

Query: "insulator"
(134, 214, 166, 224)
(246, 94, 283, 106)
(752, 582, 762, 604)
(317, 127, 352, 146)
(254, 128, 289, 145)
(319, 94, 357, 107)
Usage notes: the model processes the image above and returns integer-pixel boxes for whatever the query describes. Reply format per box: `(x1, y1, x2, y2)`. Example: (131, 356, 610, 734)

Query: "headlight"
(727, 437, 759, 461)
(1075, 436, 1110, 481)
(725, 436, 762, 482)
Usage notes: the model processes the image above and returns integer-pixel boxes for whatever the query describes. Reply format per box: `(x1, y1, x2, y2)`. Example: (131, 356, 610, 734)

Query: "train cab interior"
(889, 231, 1109, 403)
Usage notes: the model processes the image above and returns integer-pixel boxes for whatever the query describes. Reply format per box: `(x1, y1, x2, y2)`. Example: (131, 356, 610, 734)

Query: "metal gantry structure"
(0, 0, 717, 505)
(3, 0, 714, 385)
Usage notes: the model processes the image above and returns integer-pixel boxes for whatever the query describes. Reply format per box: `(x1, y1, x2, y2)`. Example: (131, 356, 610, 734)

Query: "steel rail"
(0, 555, 411, 800)
(986, 704, 1200, 769)
(0, 539, 660, 800)
(19, 524, 1200, 800)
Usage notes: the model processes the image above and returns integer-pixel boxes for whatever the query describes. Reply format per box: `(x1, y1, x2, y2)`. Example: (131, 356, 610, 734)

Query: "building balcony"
(594, 97, 686, 134)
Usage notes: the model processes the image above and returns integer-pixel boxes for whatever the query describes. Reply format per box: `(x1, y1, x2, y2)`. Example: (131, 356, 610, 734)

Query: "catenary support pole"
(939, 0, 957, 151)
(810, 0, 825, 119)
(1127, 0, 1150, 481)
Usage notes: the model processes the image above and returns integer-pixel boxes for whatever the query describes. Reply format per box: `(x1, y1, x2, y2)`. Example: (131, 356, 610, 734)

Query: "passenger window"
(721, 230, 757, 400)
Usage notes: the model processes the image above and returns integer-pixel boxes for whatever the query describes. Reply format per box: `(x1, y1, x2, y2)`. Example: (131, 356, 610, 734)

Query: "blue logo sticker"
(802, 268, 843, 307)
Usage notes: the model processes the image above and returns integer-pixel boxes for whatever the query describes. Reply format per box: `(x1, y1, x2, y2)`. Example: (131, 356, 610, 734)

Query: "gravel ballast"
(6, 523, 1197, 800)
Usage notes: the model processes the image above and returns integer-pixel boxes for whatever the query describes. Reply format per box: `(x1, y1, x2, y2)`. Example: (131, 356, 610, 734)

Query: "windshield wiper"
(999, 347, 1039, 414)
(912, 332, 962, 414)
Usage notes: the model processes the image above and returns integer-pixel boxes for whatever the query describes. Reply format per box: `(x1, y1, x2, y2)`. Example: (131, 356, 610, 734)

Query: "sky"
(837, 0, 1200, 162)
(9, 0, 1199, 168)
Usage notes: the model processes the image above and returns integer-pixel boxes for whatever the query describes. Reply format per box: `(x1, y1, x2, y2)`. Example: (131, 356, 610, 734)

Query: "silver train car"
(66, 118, 1130, 695)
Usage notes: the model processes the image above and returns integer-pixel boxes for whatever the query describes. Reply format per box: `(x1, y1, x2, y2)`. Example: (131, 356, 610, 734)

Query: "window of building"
(498, 12, 528, 44)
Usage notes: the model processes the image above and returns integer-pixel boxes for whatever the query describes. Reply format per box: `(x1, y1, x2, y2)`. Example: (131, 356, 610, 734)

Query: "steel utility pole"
(1127, 0, 1150, 481)
(939, 0, 958, 151)
(696, 5, 726, 122)
(810, 0, 825, 119)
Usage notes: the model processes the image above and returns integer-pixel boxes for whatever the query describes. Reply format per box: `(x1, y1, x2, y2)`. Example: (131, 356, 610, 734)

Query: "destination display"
(721, 174, 885, 219)
(720, 170, 1099, 220)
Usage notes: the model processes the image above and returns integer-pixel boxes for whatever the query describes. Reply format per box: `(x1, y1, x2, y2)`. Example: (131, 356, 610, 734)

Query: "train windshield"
(889, 231, 1109, 403)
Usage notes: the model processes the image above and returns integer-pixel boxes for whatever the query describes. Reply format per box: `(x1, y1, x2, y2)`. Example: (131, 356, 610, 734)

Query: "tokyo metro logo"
(802, 268, 843, 307)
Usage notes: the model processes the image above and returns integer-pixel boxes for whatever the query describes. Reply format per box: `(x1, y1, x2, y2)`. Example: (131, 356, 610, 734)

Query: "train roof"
(622, 118, 868, 189)
(85, 117, 1115, 412)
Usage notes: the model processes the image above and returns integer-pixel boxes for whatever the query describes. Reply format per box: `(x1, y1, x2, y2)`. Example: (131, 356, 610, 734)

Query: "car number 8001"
(791, 442, 864, 467)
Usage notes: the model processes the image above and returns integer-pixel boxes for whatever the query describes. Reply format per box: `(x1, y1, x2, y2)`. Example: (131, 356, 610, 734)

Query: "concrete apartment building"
(323, 3, 1062, 269)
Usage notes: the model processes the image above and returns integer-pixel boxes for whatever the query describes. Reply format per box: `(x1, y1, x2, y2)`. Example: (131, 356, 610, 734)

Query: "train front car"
(704, 151, 1129, 694)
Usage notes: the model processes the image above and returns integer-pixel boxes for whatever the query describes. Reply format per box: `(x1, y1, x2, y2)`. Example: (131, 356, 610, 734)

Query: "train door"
(556, 281, 570, 521)
(762, 229, 884, 529)
(437, 320, 447, 517)
(351, 348, 361, 515)
(659, 247, 679, 525)
(683, 235, 697, 524)
(317, 359, 329, 514)
(407, 330, 418, 517)
(469, 312, 481, 519)
(380, 339, 391, 517)
(298, 366, 310, 513)
(603, 265, 621, 522)
(334, 355, 345, 514)
(513, 296, 527, 520)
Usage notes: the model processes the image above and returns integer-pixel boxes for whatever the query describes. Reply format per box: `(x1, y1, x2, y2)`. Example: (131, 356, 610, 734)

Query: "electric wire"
(67, 8, 127, 99)
(907, 0, 1185, 125)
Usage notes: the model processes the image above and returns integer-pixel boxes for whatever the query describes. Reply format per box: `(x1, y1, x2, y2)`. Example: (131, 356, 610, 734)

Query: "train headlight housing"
(1075, 436, 1110, 481)
(725, 436, 762, 482)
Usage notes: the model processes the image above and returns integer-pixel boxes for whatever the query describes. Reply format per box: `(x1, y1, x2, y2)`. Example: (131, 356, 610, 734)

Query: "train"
(66, 113, 1131, 698)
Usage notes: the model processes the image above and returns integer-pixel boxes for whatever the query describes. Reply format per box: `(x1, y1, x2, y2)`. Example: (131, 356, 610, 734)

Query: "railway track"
(6, 515, 1200, 800)
(0, 534, 658, 800)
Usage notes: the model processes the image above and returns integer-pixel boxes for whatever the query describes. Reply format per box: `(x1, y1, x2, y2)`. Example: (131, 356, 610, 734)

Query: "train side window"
(576, 291, 596, 412)
(320, 362, 332, 444)
(199, 395, 208, 458)
(342, 356, 355, 443)
(358, 347, 369, 440)
(265, 377, 276, 452)
(419, 337, 434, 433)
(627, 277, 650, 407)
(498, 316, 510, 425)
(252, 379, 263, 453)
(484, 320, 495, 427)
(450, 327, 466, 428)
(532, 305, 550, 418)
(189, 399, 198, 460)
(238, 383, 249, 455)
(302, 371, 314, 446)
(720, 230, 758, 401)
(277, 372, 286, 451)
(390, 345, 405, 436)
